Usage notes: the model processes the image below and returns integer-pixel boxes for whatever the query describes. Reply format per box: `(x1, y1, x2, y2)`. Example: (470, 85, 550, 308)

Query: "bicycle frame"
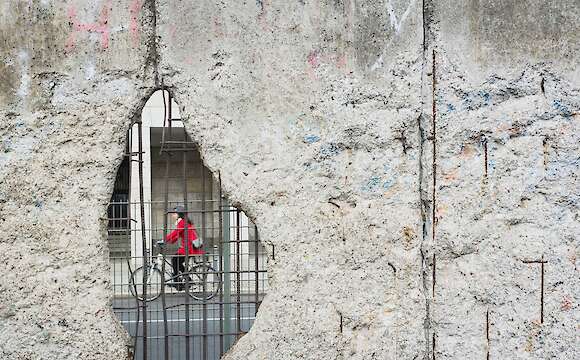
(129, 246, 220, 303)
(155, 253, 209, 284)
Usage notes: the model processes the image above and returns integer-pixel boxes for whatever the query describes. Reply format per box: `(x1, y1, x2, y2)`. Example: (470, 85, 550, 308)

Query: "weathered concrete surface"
(0, 1, 153, 359)
(429, 1, 579, 359)
(0, 1, 578, 359)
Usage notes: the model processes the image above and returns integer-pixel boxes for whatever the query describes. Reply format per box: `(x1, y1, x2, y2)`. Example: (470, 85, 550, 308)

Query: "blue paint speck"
(479, 91, 491, 105)
(446, 103, 456, 112)
(461, 93, 473, 110)
(552, 100, 572, 117)
(304, 135, 321, 144)
(303, 162, 319, 171)
(362, 176, 381, 192)
(382, 178, 395, 189)
(319, 143, 340, 158)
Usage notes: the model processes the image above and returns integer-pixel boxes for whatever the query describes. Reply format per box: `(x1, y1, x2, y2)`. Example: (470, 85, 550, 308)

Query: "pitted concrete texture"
(0, 1, 578, 359)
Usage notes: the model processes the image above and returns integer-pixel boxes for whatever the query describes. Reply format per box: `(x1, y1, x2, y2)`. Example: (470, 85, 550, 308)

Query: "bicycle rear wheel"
(188, 264, 221, 301)
(130, 266, 163, 302)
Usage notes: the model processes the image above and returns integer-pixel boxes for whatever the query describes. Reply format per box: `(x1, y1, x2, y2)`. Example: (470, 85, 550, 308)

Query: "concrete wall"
(0, 1, 577, 359)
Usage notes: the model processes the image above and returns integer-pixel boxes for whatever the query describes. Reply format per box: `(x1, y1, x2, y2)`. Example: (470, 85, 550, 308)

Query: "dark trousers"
(171, 255, 186, 279)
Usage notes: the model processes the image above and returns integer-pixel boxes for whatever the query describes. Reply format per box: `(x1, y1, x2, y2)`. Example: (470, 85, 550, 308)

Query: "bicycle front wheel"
(130, 266, 163, 302)
(188, 264, 221, 301)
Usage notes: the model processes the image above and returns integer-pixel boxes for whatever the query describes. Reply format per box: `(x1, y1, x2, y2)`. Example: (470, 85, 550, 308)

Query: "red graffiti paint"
(65, 1, 113, 52)
(129, 0, 142, 46)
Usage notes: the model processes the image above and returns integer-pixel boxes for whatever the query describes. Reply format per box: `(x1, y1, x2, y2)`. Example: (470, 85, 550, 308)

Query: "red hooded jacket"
(165, 218, 204, 255)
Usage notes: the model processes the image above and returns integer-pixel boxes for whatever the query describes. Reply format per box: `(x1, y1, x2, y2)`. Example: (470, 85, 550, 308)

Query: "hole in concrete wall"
(107, 90, 268, 360)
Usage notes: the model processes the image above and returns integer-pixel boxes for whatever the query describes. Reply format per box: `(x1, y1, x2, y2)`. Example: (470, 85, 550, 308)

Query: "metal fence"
(108, 89, 267, 360)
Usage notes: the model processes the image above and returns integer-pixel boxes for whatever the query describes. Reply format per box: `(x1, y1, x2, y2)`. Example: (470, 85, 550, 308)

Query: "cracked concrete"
(0, 1, 578, 359)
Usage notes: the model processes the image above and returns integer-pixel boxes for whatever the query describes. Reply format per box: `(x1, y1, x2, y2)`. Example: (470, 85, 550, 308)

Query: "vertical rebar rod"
(540, 255, 544, 324)
(137, 120, 149, 360)
(235, 209, 242, 333)
(161, 89, 170, 360)
(431, 49, 437, 301)
(486, 309, 490, 360)
(218, 172, 225, 356)
(483, 137, 488, 178)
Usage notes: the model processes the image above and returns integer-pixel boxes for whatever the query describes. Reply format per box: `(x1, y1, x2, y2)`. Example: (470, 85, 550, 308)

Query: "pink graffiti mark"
(169, 24, 177, 40)
(257, 0, 272, 31)
(129, 0, 143, 46)
(307, 50, 320, 68)
(65, 1, 113, 52)
(336, 53, 347, 69)
(213, 16, 225, 37)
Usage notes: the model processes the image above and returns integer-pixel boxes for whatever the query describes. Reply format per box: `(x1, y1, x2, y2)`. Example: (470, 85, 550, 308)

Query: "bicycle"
(129, 242, 221, 302)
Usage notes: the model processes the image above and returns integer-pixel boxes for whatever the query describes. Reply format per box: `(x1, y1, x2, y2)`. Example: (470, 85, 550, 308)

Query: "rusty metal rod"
(540, 256, 545, 324)
(486, 309, 490, 360)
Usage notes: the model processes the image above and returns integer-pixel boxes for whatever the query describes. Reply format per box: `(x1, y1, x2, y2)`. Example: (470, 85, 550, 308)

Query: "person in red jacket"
(165, 205, 204, 285)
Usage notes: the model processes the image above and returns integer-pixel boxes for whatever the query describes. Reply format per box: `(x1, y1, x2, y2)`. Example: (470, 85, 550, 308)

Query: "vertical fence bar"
(254, 224, 260, 316)
(222, 205, 232, 351)
(218, 172, 225, 356)
(182, 126, 192, 360)
(200, 143, 208, 360)
(235, 209, 242, 334)
(160, 88, 170, 360)
(125, 127, 139, 359)
(137, 119, 149, 360)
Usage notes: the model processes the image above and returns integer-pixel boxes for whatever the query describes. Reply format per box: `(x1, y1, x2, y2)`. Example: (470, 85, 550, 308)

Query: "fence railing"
(107, 203, 268, 360)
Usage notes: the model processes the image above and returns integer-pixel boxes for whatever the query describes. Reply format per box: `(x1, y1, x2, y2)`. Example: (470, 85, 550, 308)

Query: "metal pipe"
(137, 120, 148, 360)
